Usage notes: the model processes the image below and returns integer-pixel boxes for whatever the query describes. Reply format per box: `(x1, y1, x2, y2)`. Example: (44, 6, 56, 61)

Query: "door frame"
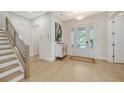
(31, 25, 40, 56)
(70, 23, 96, 58)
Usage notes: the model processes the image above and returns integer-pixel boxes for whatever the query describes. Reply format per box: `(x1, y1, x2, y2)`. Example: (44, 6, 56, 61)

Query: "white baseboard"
(115, 58, 124, 63)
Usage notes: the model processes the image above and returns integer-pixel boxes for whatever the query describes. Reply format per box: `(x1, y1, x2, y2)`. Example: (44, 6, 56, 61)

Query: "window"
(89, 26, 94, 48)
(71, 28, 74, 48)
(77, 27, 86, 48)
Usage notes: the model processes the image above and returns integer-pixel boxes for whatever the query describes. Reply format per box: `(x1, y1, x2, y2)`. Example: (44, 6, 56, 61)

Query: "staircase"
(0, 30, 24, 82)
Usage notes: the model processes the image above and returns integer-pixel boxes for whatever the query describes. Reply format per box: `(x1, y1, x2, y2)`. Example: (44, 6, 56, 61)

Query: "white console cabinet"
(55, 43, 66, 58)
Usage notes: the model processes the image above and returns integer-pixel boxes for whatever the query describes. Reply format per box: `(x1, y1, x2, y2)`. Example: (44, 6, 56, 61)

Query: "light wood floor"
(21, 56, 124, 82)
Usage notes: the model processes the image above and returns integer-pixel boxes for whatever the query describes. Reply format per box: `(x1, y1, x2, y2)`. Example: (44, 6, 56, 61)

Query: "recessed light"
(76, 15, 85, 20)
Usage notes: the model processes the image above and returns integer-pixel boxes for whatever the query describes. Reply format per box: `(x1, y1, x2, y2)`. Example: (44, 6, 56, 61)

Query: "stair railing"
(6, 17, 30, 79)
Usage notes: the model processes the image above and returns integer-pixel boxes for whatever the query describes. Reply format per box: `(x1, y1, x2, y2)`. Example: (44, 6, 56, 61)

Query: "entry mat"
(56, 56, 96, 63)
(70, 56, 96, 63)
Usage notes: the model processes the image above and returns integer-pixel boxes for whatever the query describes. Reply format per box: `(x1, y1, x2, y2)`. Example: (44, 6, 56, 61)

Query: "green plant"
(56, 31, 62, 42)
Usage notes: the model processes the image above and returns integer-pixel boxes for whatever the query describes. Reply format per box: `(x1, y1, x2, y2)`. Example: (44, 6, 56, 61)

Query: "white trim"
(69, 23, 95, 58)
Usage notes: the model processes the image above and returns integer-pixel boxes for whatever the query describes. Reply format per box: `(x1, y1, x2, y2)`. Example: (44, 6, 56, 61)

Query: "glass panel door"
(71, 25, 89, 57)
(71, 28, 74, 48)
(77, 27, 86, 48)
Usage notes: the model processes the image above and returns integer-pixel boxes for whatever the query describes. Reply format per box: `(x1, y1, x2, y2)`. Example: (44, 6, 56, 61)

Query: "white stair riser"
(9, 74, 24, 82)
(0, 54, 16, 60)
(0, 36, 6, 37)
(0, 49, 13, 54)
(0, 66, 21, 78)
(0, 32, 5, 33)
(0, 60, 18, 68)
(0, 44, 11, 48)
(0, 33, 5, 34)
(0, 41, 9, 43)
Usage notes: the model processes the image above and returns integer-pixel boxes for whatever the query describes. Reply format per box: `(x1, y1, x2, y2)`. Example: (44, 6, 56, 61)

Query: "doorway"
(32, 25, 40, 56)
(71, 24, 94, 58)
(110, 13, 124, 63)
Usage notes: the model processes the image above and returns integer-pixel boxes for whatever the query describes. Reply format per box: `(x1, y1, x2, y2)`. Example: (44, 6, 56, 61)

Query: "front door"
(71, 25, 94, 57)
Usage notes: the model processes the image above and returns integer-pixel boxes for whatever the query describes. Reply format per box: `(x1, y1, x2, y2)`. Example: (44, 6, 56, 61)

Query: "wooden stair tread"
(0, 37, 8, 39)
(0, 70, 23, 82)
(0, 39, 8, 41)
(0, 42, 10, 45)
(0, 64, 19, 73)
(0, 31, 5, 33)
(0, 33, 5, 35)
(0, 57, 17, 64)
(0, 34, 6, 37)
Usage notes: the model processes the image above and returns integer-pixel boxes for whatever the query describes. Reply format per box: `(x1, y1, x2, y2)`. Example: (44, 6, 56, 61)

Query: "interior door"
(71, 25, 89, 57)
(32, 25, 40, 56)
(113, 14, 124, 63)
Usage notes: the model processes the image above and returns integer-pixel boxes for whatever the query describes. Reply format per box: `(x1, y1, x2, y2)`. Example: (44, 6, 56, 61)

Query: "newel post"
(24, 45, 30, 79)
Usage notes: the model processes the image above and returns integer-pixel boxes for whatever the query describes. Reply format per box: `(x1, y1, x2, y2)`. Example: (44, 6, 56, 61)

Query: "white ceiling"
(10, 11, 104, 21)
(10, 11, 49, 20)
(53, 11, 104, 21)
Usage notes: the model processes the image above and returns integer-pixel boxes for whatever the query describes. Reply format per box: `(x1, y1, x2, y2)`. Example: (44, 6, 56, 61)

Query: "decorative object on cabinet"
(55, 22, 62, 43)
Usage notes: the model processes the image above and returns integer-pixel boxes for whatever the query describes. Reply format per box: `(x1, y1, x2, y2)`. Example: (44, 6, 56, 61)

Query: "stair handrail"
(6, 17, 30, 79)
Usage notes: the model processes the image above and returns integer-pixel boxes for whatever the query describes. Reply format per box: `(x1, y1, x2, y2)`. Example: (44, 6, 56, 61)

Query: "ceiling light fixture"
(73, 11, 80, 14)
(76, 15, 85, 20)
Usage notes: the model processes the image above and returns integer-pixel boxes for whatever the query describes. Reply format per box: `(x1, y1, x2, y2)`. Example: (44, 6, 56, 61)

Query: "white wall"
(51, 14, 64, 61)
(63, 13, 108, 60)
(0, 12, 6, 30)
(31, 25, 40, 56)
(5, 12, 32, 56)
(32, 14, 52, 61)
(5, 12, 32, 45)
(31, 13, 63, 62)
